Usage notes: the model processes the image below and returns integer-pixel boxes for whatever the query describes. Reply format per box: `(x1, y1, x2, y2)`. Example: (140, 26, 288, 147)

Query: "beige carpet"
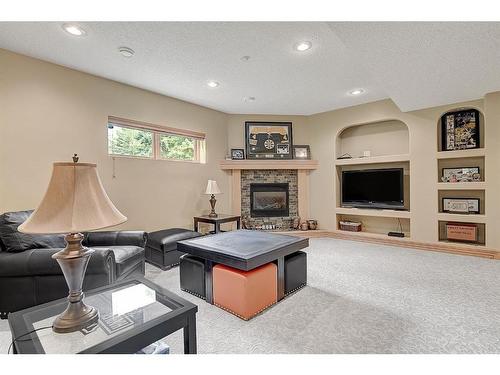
(2, 238, 500, 353)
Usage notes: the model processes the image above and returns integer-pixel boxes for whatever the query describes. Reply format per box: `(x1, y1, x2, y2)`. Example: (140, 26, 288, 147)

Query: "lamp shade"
(19, 162, 127, 234)
(205, 180, 221, 195)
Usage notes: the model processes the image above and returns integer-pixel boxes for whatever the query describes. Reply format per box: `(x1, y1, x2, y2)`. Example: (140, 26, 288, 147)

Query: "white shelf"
(335, 154, 410, 166)
(331, 229, 411, 241)
(436, 148, 485, 159)
(437, 213, 487, 223)
(437, 182, 486, 190)
(336, 207, 411, 219)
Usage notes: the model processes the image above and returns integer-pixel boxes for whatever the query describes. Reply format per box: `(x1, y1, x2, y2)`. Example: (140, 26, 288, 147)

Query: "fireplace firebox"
(250, 183, 289, 218)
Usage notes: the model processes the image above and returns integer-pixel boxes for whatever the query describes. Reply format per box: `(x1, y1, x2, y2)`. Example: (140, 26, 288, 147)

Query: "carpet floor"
(2, 238, 500, 354)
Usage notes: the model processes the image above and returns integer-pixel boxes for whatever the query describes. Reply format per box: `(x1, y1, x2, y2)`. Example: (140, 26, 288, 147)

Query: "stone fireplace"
(241, 170, 298, 228)
(220, 159, 318, 230)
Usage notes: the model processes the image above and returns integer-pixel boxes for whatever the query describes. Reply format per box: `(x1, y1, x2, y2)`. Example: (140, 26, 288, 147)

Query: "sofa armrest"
(0, 248, 115, 278)
(84, 231, 147, 248)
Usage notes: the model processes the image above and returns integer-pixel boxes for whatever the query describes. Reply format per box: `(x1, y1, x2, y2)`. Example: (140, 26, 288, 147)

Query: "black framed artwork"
(441, 167, 480, 183)
(245, 121, 293, 159)
(442, 198, 480, 214)
(441, 109, 480, 151)
(231, 148, 245, 160)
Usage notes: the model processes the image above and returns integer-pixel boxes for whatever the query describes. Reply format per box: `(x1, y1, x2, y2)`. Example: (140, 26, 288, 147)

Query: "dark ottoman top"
(177, 229, 308, 271)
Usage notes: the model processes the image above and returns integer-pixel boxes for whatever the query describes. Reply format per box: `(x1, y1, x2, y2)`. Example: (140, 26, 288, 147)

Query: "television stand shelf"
(335, 207, 411, 219)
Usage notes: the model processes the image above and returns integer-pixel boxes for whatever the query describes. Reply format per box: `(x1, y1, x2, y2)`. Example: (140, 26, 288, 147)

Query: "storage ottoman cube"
(213, 263, 277, 320)
(284, 251, 307, 295)
(145, 228, 202, 270)
(179, 254, 206, 299)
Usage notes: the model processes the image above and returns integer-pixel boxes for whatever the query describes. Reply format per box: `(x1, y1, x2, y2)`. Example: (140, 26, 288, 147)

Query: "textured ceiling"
(0, 22, 499, 114)
(329, 22, 500, 111)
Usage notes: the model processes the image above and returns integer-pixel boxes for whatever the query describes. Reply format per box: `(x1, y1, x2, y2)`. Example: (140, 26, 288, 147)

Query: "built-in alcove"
(336, 119, 409, 159)
(334, 119, 411, 238)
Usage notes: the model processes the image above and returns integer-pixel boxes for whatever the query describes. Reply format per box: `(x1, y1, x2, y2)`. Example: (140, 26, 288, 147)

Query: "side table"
(193, 214, 241, 234)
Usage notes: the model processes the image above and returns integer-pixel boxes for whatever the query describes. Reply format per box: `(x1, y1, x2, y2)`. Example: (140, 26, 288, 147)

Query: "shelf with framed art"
(436, 107, 487, 246)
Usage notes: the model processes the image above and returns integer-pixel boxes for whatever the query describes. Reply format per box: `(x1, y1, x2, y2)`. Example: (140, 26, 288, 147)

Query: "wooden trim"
(231, 170, 241, 216)
(297, 170, 310, 220)
(220, 159, 318, 170)
(108, 116, 206, 139)
(278, 229, 500, 259)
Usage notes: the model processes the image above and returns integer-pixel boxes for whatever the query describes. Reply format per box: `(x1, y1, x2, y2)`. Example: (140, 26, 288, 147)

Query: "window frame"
(107, 116, 206, 163)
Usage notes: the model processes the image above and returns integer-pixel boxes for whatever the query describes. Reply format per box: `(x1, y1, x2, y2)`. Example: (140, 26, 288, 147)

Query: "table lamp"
(18, 156, 126, 333)
(205, 180, 221, 218)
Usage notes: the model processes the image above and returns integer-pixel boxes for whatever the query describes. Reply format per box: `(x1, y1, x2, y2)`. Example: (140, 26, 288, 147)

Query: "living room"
(1, 1, 500, 373)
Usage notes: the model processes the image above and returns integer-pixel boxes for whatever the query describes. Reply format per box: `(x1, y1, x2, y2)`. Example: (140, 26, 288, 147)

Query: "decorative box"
(339, 220, 362, 232)
(446, 222, 477, 242)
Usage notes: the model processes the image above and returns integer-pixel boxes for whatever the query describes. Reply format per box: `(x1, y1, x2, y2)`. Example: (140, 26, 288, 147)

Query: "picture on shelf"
(446, 222, 478, 242)
(293, 145, 311, 160)
(442, 198, 480, 214)
(231, 148, 245, 160)
(441, 109, 480, 151)
(441, 167, 480, 183)
(245, 121, 293, 159)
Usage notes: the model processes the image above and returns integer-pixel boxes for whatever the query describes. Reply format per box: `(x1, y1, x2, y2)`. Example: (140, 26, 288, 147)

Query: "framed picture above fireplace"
(245, 121, 293, 159)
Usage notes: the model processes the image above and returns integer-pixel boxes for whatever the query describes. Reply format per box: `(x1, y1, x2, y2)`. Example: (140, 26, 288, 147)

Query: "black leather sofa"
(0, 210, 147, 317)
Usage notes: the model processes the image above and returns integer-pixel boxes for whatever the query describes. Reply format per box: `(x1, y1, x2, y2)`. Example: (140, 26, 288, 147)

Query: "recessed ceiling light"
(244, 96, 256, 102)
(62, 23, 86, 36)
(240, 55, 251, 61)
(349, 88, 365, 96)
(294, 41, 312, 52)
(118, 47, 135, 58)
(207, 81, 220, 88)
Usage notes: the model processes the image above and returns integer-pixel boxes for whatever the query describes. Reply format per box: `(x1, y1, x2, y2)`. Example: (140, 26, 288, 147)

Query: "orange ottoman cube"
(213, 263, 277, 320)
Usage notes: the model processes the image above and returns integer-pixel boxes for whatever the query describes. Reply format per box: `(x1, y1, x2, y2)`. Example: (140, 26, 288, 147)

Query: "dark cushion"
(179, 254, 206, 298)
(147, 228, 202, 252)
(0, 211, 66, 253)
(91, 246, 144, 278)
(284, 251, 307, 294)
(0, 247, 114, 277)
(84, 231, 147, 248)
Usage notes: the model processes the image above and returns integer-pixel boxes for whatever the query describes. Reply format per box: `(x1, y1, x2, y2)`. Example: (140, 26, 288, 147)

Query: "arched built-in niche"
(336, 119, 409, 159)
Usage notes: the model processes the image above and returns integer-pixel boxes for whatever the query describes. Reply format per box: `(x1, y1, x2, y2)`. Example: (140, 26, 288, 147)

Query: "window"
(107, 116, 206, 163)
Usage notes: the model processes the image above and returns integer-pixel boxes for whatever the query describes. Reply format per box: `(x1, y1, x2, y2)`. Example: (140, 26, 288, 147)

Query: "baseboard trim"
(280, 230, 500, 260)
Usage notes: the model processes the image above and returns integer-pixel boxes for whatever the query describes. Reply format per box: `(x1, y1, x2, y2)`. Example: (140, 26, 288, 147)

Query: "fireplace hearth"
(250, 183, 289, 218)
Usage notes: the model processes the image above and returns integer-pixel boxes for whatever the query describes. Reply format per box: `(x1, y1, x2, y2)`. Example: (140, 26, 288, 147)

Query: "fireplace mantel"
(220, 159, 318, 221)
(220, 159, 318, 170)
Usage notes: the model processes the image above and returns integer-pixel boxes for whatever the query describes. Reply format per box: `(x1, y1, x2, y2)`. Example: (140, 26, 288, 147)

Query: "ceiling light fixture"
(294, 41, 312, 52)
(240, 55, 251, 61)
(118, 47, 135, 58)
(207, 81, 220, 88)
(62, 23, 86, 36)
(349, 89, 365, 96)
(244, 96, 256, 102)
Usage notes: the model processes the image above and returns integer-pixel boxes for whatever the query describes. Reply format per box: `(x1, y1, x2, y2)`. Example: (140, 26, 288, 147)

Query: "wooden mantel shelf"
(220, 159, 319, 170)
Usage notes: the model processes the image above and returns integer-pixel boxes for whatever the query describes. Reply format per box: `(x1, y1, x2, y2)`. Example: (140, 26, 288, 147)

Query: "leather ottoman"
(179, 254, 206, 299)
(284, 251, 307, 295)
(213, 263, 277, 320)
(145, 228, 202, 270)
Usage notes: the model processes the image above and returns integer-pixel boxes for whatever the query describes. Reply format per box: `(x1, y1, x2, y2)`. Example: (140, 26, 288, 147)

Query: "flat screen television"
(341, 168, 405, 210)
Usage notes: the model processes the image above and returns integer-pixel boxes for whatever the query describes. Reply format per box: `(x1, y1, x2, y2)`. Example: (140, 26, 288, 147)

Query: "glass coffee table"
(8, 277, 197, 354)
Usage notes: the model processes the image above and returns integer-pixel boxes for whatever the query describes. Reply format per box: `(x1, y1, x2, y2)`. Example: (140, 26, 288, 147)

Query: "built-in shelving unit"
(436, 107, 486, 246)
(334, 120, 411, 238)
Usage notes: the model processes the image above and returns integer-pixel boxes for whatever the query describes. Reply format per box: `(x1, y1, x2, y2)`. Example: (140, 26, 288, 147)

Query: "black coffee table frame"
(178, 230, 308, 304)
(8, 277, 197, 354)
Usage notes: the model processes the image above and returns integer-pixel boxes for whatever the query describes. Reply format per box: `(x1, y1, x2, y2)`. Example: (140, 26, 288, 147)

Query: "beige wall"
(0, 49, 229, 232)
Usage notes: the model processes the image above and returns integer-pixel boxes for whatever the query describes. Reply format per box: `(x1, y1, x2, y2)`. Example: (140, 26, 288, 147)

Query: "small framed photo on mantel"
(293, 145, 311, 160)
(231, 148, 245, 160)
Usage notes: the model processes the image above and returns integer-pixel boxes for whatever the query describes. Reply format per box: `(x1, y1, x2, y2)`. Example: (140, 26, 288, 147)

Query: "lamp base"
(208, 194, 218, 218)
(52, 233, 99, 333)
(52, 301, 99, 333)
